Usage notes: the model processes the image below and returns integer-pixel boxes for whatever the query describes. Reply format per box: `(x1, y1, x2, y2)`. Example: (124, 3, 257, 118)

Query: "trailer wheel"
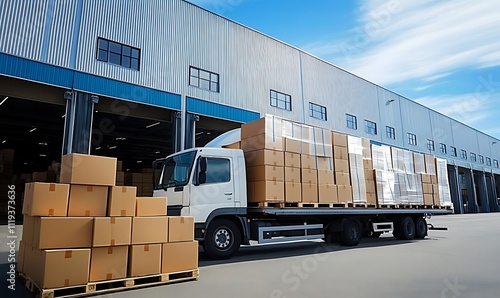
(204, 219, 241, 259)
(393, 216, 415, 240)
(339, 219, 361, 246)
(414, 217, 428, 239)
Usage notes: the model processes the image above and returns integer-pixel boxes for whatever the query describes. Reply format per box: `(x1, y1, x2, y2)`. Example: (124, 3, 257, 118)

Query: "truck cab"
(153, 147, 249, 258)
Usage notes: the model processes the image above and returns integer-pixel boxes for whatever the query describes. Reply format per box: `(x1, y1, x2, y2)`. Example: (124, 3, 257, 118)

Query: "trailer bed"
(249, 207, 452, 216)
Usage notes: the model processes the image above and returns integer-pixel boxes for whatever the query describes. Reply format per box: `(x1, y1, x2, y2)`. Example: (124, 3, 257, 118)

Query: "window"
(270, 90, 291, 111)
(470, 153, 477, 162)
(494, 160, 499, 168)
(486, 157, 492, 166)
(407, 133, 417, 146)
(427, 139, 435, 151)
(190, 66, 219, 92)
(364, 120, 377, 135)
(96, 38, 140, 70)
(479, 155, 484, 164)
(346, 114, 357, 130)
(386, 126, 395, 140)
(461, 150, 467, 160)
(205, 158, 230, 183)
(451, 146, 457, 157)
(439, 143, 447, 154)
(309, 103, 327, 121)
(451, 147, 457, 157)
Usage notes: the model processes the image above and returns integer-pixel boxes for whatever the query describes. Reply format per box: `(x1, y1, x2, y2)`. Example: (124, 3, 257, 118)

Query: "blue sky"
(187, 0, 500, 138)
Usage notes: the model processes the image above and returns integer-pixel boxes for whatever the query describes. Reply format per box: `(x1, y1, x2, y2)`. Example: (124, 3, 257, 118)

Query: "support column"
(491, 175, 499, 212)
(172, 111, 182, 153)
(62, 91, 96, 155)
(466, 169, 478, 213)
(449, 166, 464, 214)
(478, 172, 490, 213)
(184, 113, 199, 149)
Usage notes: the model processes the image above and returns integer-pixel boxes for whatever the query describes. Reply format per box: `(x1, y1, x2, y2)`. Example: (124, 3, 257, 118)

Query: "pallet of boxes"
(233, 115, 451, 210)
(18, 154, 198, 298)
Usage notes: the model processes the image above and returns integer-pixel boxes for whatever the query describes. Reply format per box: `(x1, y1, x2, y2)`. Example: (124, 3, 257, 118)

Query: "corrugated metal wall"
(0, 0, 499, 172)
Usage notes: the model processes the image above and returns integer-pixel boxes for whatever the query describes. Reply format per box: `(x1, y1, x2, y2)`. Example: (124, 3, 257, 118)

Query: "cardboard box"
(424, 193, 434, 205)
(33, 248, 91, 288)
(318, 184, 338, 203)
(17, 241, 26, 274)
(128, 244, 161, 277)
(285, 182, 302, 202)
(108, 186, 137, 217)
(93, 217, 132, 247)
(413, 153, 426, 174)
(22, 183, 69, 216)
(245, 149, 284, 167)
(241, 116, 283, 139)
(116, 172, 125, 185)
(168, 216, 194, 242)
(247, 165, 284, 182)
(136, 197, 167, 216)
(285, 138, 301, 154)
(421, 174, 431, 184)
(363, 159, 373, 170)
(284, 152, 301, 168)
(249, 181, 284, 202)
(161, 241, 198, 274)
(316, 157, 333, 171)
(317, 170, 334, 185)
(131, 217, 168, 244)
(301, 183, 318, 203)
(90, 246, 128, 282)
(301, 154, 317, 170)
(34, 217, 93, 249)
(366, 192, 377, 205)
(21, 215, 36, 246)
(301, 168, 318, 184)
(125, 173, 144, 185)
(334, 159, 349, 173)
(60, 154, 117, 186)
(68, 185, 108, 217)
(142, 173, 153, 184)
(335, 172, 351, 186)
(433, 193, 441, 206)
(364, 169, 375, 181)
(333, 146, 349, 160)
(425, 154, 436, 175)
(223, 141, 241, 149)
(117, 160, 123, 172)
(285, 167, 301, 183)
(430, 175, 438, 184)
(241, 134, 284, 152)
(332, 132, 348, 148)
(32, 172, 48, 182)
(366, 181, 376, 194)
(337, 185, 353, 202)
(422, 183, 433, 194)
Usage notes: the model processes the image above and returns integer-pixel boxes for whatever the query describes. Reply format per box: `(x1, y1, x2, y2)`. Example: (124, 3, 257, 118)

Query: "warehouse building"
(0, 0, 498, 214)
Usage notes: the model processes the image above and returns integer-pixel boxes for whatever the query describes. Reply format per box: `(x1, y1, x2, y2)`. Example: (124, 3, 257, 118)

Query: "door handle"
(224, 192, 233, 195)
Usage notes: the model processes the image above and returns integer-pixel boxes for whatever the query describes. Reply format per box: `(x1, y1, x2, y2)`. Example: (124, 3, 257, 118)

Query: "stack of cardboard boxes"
(414, 153, 440, 206)
(124, 170, 154, 197)
(332, 133, 352, 203)
(436, 158, 453, 207)
(19, 153, 198, 291)
(347, 136, 377, 205)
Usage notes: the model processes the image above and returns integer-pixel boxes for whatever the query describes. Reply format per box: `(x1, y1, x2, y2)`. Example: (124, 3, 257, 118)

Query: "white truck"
(153, 131, 450, 259)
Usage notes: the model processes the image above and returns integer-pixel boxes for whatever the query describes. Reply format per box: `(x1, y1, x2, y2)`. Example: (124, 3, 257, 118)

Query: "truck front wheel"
(204, 219, 241, 259)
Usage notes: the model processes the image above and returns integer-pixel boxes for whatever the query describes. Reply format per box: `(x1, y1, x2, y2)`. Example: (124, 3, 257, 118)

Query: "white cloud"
(304, 0, 500, 86)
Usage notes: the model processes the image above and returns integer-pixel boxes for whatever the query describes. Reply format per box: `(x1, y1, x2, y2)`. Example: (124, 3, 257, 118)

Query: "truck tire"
(414, 217, 428, 239)
(204, 219, 241, 259)
(393, 216, 415, 240)
(339, 219, 361, 246)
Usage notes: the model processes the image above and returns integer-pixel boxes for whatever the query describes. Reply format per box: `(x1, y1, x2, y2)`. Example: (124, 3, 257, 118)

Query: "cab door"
(189, 155, 235, 223)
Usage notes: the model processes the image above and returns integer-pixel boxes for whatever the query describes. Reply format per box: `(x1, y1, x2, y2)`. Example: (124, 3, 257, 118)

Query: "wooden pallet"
(20, 269, 199, 298)
(248, 201, 285, 208)
(348, 203, 377, 208)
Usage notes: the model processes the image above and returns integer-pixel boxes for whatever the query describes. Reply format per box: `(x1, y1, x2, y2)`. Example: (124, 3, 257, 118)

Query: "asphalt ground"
(2, 213, 499, 298)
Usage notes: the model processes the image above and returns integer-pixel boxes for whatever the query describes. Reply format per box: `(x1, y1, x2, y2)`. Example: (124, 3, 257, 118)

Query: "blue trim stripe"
(0, 53, 181, 110)
(186, 97, 260, 123)
(0, 52, 73, 87)
(73, 72, 181, 110)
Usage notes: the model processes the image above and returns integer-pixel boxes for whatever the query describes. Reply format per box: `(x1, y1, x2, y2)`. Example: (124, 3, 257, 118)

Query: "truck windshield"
(156, 151, 197, 189)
